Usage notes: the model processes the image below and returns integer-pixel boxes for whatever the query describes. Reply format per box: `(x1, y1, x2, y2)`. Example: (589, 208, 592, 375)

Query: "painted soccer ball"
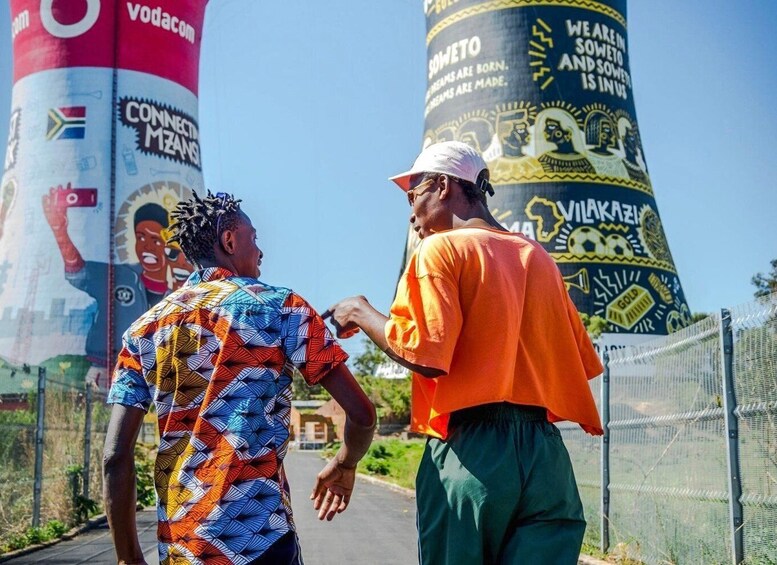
(605, 234, 634, 258)
(567, 226, 607, 256)
(666, 310, 684, 334)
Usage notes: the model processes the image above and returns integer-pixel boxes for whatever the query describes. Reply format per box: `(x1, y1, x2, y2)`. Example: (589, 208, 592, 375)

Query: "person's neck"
(553, 141, 577, 154)
(140, 272, 168, 296)
(199, 258, 238, 275)
(453, 210, 507, 232)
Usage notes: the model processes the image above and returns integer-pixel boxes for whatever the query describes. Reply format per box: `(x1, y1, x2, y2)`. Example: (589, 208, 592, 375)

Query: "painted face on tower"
(623, 126, 639, 154)
(599, 120, 616, 148)
(165, 244, 194, 290)
(507, 121, 530, 147)
(544, 118, 564, 143)
(135, 220, 166, 275)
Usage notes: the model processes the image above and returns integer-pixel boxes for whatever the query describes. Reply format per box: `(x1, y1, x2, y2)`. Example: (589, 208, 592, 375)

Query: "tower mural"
(415, 0, 690, 345)
(1, 1, 208, 389)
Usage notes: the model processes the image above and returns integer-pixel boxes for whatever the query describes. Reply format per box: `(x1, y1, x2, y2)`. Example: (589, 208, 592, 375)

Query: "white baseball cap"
(389, 141, 489, 192)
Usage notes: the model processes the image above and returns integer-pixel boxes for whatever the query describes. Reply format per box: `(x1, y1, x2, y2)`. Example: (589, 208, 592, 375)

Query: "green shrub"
(369, 443, 390, 459)
(44, 520, 67, 538)
(358, 439, 425, 489)
(23, 526, 45, 545)
(134, 444, 157, 508)
(363, 458, 390, 475)
(321, 438, 424, 489)
(0, 519, 70, 553)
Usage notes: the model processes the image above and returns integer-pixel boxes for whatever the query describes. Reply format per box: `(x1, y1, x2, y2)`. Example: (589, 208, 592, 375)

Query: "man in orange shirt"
(325, 141, 603, 564)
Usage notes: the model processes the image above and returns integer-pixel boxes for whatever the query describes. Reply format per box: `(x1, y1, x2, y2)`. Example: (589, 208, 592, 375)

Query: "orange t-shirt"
(384, 227, 603, 440)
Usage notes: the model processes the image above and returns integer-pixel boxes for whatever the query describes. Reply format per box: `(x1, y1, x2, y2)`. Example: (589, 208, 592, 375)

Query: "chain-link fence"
(562, 293, 777, 564)
(0, 369, 110, 548)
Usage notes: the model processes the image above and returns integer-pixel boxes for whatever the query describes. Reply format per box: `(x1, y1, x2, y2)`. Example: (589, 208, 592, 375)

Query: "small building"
(290, 399, 334, 449)
(315, 398, 347, 441)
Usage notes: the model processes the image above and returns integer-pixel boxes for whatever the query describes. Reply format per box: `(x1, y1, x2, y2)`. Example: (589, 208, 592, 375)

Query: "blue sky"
(1, 1, 776, 358)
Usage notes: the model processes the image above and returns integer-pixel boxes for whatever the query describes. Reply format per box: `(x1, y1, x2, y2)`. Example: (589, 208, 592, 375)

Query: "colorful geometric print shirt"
(108, 267, 348, 564)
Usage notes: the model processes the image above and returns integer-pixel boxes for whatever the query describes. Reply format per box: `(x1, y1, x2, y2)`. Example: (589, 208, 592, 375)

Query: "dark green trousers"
(416, 404, 586, 565)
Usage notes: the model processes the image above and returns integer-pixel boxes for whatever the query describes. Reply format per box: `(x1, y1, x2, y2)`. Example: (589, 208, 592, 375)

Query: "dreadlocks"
(168, 190, 242, 267)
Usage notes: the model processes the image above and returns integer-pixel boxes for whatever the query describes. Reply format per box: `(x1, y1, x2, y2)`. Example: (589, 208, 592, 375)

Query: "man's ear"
(221, 229, 236, 255)
(438, 174, 451, 200)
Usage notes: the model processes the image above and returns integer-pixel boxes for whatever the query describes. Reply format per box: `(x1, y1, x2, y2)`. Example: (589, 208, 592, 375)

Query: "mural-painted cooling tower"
(1, 1, 208, 388)
(416, 0, 690, 345)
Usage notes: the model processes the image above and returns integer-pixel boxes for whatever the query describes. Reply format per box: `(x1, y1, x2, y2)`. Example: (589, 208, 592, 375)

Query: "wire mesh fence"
(731, 298, 777, 563)
(563, 293, 777, 564)
(0, 369, 110, 549)
(1, 295, 774, 560)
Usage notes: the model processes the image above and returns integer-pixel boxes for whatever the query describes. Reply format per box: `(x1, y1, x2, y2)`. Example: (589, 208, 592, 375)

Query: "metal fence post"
(600, 351, 611, 553)
(32, 366, 47, 528)
(719, 308, 744, 564)
(83, 383, 93, 501)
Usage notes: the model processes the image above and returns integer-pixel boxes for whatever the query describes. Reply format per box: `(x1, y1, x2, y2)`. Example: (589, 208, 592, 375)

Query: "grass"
(0, 380, 110, 553)
(581, 543, 607, 560)
(0, 520, 68, 553)
(325, 438, 425, 490)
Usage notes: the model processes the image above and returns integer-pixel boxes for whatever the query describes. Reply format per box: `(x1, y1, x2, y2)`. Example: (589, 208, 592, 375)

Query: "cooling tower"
(1, 1, 208, 388)
(415, 0, 690, 346)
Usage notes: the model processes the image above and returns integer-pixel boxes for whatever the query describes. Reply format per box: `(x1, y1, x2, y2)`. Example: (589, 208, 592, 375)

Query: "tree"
(353, 339, 390, 377)
(291, 367, 330, 401)
(690, 312, 710, 324)
(752, 258, 777, 298)
(579, 313, 609, 340)
(352, 339, 411, 424)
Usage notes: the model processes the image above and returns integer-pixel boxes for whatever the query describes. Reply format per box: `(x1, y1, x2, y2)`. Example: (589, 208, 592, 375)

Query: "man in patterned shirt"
(102, 191, 376, 565)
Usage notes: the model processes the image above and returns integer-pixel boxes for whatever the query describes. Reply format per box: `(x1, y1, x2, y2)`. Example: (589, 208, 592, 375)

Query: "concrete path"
(287, 450, 418, 565)
(2, 449, 418, 565)
(2, 511, 159, 564)
(2, 449, 603, 565)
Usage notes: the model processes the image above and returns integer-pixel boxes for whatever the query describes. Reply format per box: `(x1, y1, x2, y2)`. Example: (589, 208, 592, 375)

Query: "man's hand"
(323, 296, 371, 339)
(310, 458, 357, 521)
(313, 365, 375, 520)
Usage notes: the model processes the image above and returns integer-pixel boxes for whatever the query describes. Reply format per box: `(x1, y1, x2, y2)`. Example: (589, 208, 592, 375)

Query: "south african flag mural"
(46, 106, 86, 140)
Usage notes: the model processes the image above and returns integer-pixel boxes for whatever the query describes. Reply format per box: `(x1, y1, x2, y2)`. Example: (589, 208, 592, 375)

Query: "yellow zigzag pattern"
(550, 252, 677, 274)
(427, 0, 627, 45)
(491, 171, 653, 196)
(532, 20, 553, 47)
(532, 66, 552, 82)
(598, 223, 629, 233)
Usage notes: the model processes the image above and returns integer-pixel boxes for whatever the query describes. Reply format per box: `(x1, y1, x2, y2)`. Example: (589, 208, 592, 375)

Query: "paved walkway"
(3, 450, 418, 565)
(286, 450, 418, 564)
(2, 511, 158, 564)
(3, 449, 603, 564)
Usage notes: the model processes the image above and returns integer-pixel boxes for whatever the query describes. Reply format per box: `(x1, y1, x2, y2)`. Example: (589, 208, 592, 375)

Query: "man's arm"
(42, 185, 85, 273)
(310, 362, 377, 521)
(324, 296, 445, 378)
(103, 404, 147, 565)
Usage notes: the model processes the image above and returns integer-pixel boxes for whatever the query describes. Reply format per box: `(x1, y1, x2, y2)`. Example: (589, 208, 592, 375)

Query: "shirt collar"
(184, 267, 237, 286)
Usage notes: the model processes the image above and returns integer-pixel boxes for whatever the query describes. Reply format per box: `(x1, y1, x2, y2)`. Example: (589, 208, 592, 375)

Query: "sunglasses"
(164, 247, 181, 261)
(407, 178, 436, 206)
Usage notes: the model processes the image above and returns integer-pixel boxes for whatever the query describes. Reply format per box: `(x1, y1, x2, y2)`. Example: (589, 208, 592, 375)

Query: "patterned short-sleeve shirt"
(108, 267, 347, 564)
